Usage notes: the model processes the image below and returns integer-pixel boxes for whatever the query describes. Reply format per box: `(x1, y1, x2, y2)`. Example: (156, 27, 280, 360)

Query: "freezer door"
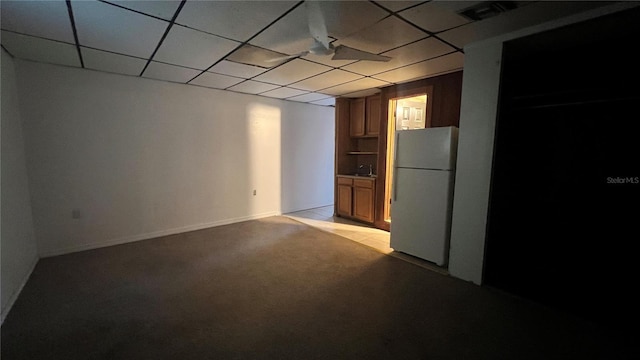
(395, 126, 458, 170)
(390, 168, 454, 266)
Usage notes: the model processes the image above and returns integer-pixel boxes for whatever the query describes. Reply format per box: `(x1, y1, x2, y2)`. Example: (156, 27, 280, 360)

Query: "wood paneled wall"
(374, 71, 463, 230)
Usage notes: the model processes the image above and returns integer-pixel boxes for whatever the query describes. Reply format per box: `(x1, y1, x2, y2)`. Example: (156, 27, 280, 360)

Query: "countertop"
(337, 174, 377, 179)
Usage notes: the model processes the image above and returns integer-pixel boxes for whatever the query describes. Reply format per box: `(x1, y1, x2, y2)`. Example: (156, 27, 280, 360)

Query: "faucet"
(359, 164, 373, 176)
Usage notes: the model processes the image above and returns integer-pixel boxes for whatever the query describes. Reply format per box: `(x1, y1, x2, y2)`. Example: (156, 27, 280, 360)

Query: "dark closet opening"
(484, 5, 640, 331)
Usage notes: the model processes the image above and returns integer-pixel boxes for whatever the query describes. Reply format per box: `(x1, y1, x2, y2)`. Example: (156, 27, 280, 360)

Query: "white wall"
(1, 50, 39, 322)
(447, 42, 502, 285)
(447, 2, 638, 285)
(281, 101, 335, 213)
(15, 60, 334, 257)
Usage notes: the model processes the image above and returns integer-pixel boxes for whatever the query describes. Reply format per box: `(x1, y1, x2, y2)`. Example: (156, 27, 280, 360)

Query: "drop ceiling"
(0, 0, 617, 106)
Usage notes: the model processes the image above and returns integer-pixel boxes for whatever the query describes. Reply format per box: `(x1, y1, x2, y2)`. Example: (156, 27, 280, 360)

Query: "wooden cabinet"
(365, 94, 381, 136)
(353, 179, 375, 223)
(350, 95, 380, 137)
(337, 177, 353, 217)
(336, 94, 380, 225)
(336, 176, 375, 224)
(349, 98, 366, 137)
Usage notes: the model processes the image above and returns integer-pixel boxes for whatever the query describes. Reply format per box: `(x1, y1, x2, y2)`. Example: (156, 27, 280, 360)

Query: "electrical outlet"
(253, 189, 257, 196)
(72, 209, 81, 219)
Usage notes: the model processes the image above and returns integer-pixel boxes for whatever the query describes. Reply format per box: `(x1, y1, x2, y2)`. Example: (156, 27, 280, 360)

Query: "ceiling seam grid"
(65, 0, 84, 68)
(2, 0, 477, 104)
(186, 1, 306, 84)
(138, 0, 188, 77)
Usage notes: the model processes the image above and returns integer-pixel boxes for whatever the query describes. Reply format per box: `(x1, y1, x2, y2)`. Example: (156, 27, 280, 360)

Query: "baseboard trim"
(1, 256, 39, 325)
(39, 211, 281, 258)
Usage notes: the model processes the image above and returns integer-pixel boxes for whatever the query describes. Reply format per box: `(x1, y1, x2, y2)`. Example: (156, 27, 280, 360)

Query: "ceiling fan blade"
(265, 51, 309, 63)
(332, 45, 392, 62)
(306, 1, 330, 50)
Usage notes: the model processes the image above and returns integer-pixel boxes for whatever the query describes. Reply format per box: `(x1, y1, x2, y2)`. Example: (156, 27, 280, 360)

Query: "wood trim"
(334, 98, 352, 214)
(375, 86, 392, 231)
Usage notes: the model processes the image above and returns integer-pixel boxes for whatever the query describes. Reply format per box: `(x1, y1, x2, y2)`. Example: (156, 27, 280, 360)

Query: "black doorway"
(484, 6, 640, 329)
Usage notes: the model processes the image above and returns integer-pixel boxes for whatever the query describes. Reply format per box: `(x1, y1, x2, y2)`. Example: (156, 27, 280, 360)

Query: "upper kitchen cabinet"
(366, 94, 381, 136)
(349, 98, 365, 137)
(350, 94, 381, 137)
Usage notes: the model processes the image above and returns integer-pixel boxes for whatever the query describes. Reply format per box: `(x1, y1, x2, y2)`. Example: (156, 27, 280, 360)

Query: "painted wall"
(447, 2, 638, 285)
(447, 42, 502, 285)
(280, 102, 335, 213)
(15, 60, 334, 257)
(1, 50, 39, 322)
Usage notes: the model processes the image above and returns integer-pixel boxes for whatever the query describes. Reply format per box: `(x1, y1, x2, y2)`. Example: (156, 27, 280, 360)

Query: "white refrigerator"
(390, 126, 458, 266)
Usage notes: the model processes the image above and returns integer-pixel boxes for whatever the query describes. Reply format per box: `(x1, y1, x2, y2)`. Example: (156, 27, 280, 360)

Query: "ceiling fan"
(267, 1, 392, 63)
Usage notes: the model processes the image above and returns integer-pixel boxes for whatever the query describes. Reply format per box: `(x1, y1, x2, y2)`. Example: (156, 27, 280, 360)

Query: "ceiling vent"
(458, 1, 519, 21)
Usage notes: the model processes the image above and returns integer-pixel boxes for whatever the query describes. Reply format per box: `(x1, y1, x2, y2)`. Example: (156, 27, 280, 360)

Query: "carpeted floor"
(1, 216, 637, 359)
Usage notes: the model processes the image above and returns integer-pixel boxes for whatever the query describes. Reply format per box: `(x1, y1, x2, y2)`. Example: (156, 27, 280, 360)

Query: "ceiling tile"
(341, 37, 456, 76)
(0, 31, 80, 67)
(437, 24, 476, 50)
(375, 1, 425, 13)
(0, 0, 75, 43)
(289, 69, 363, 92)
(399, 1, 476, 32)
(71, 0, 168, 58)
(310, 97, 336, 107)
(81, 47, 146, 76)
(310, 1, 390, 39)
(142, 61, 201, 83)
(253, 59, 332, 86)
(225, 44, 289, 69)
(176, 1, 298, 42)
(301, 53, 358, 68)
(337, 16, 427, 54)
(250, 1, 387, 56)
(248, 4, 310, 56)
(227, 80, 280, 95)
(208, 60, 268, 79)
(110, 0, 181, 21)
(153, 25, 240, 70)
(322, 78, 390, 96)
(190, 72, 244, 90)
(373, 52, 464, 83)
(287, 92, 335, 103)
(260, 87, 309, 99)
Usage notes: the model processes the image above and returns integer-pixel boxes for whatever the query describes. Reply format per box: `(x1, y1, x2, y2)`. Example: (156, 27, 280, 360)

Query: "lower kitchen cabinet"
(337, 184, 352, 217)
(336, 176, 375, 224)
(353, 179, 374, 223)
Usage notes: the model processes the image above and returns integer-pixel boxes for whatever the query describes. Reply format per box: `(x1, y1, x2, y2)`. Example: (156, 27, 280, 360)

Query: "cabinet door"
(353, 186, 374, 223)
(337, 185, 353, 216)
(350, 98, 366, 137)
(366, 94, 381, 136)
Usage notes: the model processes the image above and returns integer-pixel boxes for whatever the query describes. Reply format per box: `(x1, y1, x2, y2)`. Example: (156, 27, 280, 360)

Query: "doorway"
(383, 94, 428, 223)
(483, 6, 640, 328)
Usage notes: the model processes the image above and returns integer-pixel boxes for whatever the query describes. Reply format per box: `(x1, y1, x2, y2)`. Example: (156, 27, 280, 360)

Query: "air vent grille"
(458, 1, 519, 21)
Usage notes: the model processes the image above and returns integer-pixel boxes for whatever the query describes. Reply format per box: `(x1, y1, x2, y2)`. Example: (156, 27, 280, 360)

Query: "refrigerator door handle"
(392, 131, 399, 201)
(393, 131, 400, 165)
(393, 166, 398, 202)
